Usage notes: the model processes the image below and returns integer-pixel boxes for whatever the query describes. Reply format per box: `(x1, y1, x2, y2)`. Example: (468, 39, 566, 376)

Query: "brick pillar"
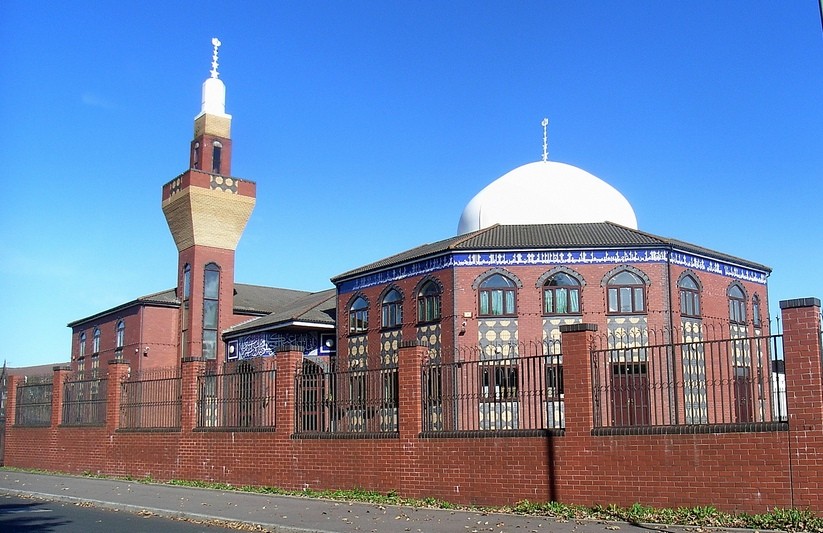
(559, 323, 598, 436)
(5, 375, 19, 426)
(555, 323, 599, 505)
(106, 360, 130, 432)
(51, 365, 72, 427)
(780, 297, 823, 510)
(275, 346, 303, 436)
(181, 357, 206, 431)
(398, 340, 427, 498)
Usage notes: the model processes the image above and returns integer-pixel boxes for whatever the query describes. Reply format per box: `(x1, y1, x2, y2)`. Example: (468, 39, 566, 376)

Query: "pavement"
(0, 470, 688, 533)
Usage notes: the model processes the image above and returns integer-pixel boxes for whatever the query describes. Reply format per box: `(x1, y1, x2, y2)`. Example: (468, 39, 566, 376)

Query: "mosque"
(67, 40, 771, 425)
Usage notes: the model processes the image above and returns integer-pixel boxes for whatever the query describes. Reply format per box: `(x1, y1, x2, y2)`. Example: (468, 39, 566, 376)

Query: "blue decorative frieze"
(668, 252, 767, 284)
(338, 248, 767, 293)
(339, 255, 453, 293)
(453, 250, 669, 267)
(228, 331, 320, 360)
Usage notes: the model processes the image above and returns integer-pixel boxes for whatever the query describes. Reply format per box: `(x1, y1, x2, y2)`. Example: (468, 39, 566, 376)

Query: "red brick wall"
(5, 299, 820, 514)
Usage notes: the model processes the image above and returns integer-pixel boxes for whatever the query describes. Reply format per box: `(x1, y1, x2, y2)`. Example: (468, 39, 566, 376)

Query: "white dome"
(457, 161, 638, 235)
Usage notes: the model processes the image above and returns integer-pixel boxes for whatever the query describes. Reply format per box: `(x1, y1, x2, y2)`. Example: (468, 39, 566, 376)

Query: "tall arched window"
(212, 141, 222, 174)
(417, 280, 441, 323)
(349, 296, 369, 334)
(183, 264, 191, 300)
(202, 263, 220, 359)
(193, 142, 200, 169)
(728, 285, 747, 325)
(115, 320, 125, 350)
(752, 295, 762, 327)
(92, 327, 101, 354)
(607, 271, 646, 314)
(679, 275, 701, 318)
(79, 332, 86, 358)
(543, 273, 581, 315)
(479, 273, 517, 317)
(381, 289, 402, 329)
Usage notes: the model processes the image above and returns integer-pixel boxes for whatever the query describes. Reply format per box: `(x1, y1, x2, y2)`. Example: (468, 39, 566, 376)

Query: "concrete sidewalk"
(0, 470, 670, 533)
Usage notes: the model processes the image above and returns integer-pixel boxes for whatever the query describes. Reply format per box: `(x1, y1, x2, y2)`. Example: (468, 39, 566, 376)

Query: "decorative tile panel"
(478, 319, 519, 359)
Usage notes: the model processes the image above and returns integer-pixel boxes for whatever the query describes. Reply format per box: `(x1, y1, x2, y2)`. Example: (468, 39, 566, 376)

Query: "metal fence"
(422, 352, 564, 432)
(14, 376, 53, 427)
(120, 367, 181, 430)
(591, 333, 786, 428)
(196, 361, 276, 430)
(295, 364, 399, 434)
(62, 373, 108, 426)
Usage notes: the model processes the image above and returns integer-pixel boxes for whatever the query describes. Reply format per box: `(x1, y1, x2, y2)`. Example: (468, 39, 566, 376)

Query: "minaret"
(162, 38, 256, 363)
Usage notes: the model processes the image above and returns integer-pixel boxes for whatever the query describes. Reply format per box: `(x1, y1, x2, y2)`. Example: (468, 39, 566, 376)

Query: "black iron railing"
(62, 373, 107, 426)
(197, 361, 276, 430)
(120, 367, 181, 430)
(591, 333, 786, 428)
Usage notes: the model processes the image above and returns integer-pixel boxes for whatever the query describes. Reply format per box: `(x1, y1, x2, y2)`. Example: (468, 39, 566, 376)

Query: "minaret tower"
(162, 38, 256, 363)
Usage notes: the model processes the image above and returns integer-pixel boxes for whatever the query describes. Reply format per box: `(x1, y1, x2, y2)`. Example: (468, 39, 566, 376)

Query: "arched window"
(92, 327, 101, 354)
(607, 271, 646, 314)
(79, 332, 86, 358)
(543, 273, 581, 315)
(381, 289, 402, 329)
(212, 141, 222, 174)
(679, 275, 701, 318)
(349, 296, 369, 334)
(115, 320, 125, 350)
(193, 142, 200, 169)
(728, 284, 747, 325)
(202, 263, 220, 359)
(752, 295, 762, 327)
(417, 280, 441, 323)
(479, 273, 517, 317)
(183, 264, 191, 300)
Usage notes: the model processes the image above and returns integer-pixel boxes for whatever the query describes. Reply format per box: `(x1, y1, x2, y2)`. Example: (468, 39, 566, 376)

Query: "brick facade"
(5, 299, 821, 514)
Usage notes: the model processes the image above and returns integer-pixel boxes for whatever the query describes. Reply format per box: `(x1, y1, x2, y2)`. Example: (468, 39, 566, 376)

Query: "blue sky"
(2, 2, 822, 368)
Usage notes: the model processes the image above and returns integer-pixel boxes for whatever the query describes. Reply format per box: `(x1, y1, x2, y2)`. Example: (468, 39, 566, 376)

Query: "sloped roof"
(67, 284, 317, 327)
(232, 284, 314, 315)
(223, 288, 337, 337)
(332, 222, 771, 282)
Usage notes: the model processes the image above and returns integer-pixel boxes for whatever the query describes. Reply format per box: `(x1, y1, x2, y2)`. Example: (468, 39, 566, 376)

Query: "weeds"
(2, 467, 821, 532)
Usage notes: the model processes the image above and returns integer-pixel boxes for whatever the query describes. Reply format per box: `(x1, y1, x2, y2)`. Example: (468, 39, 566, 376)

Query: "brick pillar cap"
(108, 359, 130, 366)
(399, 340, 424, 348)
(559, 323, 598, 333)
(275, 345, 303, 354)
(779, 297, 821, 310)
(52, 365, 71, 371)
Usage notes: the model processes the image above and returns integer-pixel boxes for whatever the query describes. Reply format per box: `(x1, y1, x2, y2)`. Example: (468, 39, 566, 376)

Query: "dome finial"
(210, 37, 222, 79)
(541, 118, 549, 162)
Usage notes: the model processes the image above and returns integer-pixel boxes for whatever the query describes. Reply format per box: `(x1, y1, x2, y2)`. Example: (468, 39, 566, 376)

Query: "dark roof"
(224, 289, 337, 337)
(68, 284, 317, 327)
(332, 222, 771, 282)
(232, 284, 314, 315)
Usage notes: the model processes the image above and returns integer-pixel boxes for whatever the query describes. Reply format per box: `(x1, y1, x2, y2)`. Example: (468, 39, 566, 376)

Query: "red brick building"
(67, 39, 335, 374)
(332, 163, 771, 429)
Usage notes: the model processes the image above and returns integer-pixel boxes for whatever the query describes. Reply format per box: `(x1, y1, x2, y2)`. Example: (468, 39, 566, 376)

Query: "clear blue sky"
(2, 2, 821, 368)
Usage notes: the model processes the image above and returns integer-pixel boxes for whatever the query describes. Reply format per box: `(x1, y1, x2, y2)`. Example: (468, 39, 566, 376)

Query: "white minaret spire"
(210, 37, 221, 79)
(199, 37, 228, 117)
(541, 118, 549, 162)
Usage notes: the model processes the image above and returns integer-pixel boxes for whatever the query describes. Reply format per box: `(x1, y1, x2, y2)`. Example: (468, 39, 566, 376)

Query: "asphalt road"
(0, 470, 703, 533)
(0, 493, 240, 533)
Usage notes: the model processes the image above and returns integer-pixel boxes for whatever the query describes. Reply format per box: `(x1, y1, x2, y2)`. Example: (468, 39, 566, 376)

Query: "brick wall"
(5, 299, 821, 514)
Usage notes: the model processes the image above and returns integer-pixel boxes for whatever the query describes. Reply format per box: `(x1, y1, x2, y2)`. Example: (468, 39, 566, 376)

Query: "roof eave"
(67, 298, 180, 328)
(223, 319, 335, 339)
